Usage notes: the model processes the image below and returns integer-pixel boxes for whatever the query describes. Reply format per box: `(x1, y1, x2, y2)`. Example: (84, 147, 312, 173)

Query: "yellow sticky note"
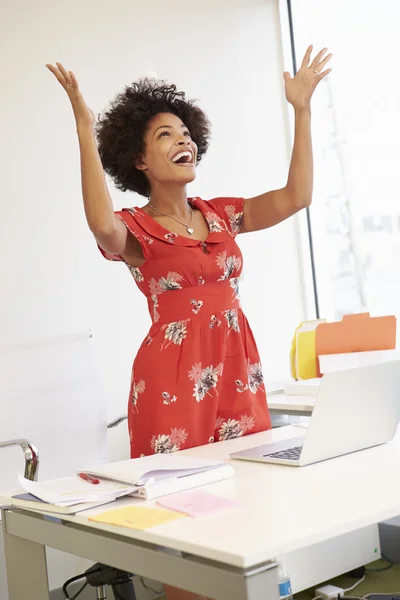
(89, 505, 185, 530)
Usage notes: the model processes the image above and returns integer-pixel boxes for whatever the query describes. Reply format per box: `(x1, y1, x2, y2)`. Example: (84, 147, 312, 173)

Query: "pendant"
(187, 227, 194, 235)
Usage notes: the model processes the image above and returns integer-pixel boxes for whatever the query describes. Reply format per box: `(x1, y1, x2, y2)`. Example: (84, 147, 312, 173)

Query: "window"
(281, 0, 400, 323)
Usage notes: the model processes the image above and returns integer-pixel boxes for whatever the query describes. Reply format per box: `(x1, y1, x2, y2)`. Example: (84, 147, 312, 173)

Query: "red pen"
(79, 473, 100, 485)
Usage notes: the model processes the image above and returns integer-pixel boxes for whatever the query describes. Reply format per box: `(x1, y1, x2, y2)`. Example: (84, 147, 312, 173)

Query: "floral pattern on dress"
(143, 235, 154, 244)
(151, 294, 160, 323)
(205, 211, 225, 233)
(131, 379, 145, 412)
(224, 309, 240, 333)
(210, 315, 222, 329)
(248, 361, 264, 393)
(240, 414, 256, 432)
(236, 362, 264, 394)
(149, 272, 184, 323)
(198, 276, 205, 285)
(161, 320, 188, 348)
(164, 232, 178, 243)
(189, 362, 224, 402)
(127, 265, 144, 282)
(190, 299, 203, 314)
(216, 252, 242, 280)
(162, 391, 177, 405)
(224, 205, 243, 235)
(216, 414, 255, 440)
(230, 277, 240, 301)
(218, 418, 243, 440)
(151, 427, 188, 453)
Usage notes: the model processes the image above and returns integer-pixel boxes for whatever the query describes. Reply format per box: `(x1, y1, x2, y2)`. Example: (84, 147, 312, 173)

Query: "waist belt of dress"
(147, 279, 241, 325)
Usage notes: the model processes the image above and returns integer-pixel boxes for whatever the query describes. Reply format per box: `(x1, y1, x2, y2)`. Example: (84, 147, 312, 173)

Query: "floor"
(294, 560, 400, 599)
(157, 561, 400, 600)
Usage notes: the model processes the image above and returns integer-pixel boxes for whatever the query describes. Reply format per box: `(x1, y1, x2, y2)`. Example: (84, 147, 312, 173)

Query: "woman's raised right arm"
(46, 63, 142, 261)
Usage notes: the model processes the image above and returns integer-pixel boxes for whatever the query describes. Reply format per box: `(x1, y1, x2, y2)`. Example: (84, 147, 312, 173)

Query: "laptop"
(230, 360, 400, 467)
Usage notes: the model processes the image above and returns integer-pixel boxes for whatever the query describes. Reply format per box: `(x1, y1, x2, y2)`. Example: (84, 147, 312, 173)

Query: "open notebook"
(80, 454, 235, 500)
(0, 455, 234, 513)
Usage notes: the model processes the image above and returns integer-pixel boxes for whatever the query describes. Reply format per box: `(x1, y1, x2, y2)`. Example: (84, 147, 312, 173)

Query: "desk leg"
(244, 562, 280, 600)
(2, 524, 49, 600)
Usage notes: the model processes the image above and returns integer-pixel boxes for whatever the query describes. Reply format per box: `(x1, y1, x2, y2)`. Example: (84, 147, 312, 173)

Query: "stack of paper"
(14, 474, 135, 512)
(79, 454, 235, 500)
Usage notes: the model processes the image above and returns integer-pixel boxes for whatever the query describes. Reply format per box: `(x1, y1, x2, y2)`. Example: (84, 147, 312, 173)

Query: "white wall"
(1, 0, 305, 594)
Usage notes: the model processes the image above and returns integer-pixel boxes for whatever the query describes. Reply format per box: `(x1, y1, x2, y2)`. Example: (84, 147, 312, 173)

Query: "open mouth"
(171, 151, 194, 166)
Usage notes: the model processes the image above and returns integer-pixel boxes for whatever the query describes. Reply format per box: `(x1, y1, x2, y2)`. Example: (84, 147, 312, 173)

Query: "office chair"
(0, 437, 136, 600)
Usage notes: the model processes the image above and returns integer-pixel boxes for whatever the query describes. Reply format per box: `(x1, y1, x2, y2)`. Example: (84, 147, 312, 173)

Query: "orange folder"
(315, 313, 396, 374)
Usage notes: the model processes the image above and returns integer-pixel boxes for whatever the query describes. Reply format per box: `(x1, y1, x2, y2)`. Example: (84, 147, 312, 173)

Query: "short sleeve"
(206, 197, 244, 238)
(97, 210, 146, 262)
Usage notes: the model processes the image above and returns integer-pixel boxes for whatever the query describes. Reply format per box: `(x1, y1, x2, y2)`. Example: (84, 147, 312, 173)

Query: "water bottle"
(278, 563, 293, 600)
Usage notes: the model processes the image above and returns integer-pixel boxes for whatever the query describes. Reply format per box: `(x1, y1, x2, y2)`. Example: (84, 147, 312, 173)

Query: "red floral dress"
(99, 197, 271, 457)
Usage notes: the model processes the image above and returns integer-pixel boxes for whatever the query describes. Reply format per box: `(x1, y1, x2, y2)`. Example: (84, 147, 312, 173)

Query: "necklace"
(149, 202, 194, 235)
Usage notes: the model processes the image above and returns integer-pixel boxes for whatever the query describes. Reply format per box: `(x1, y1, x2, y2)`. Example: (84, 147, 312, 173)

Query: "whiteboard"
(0, 331, 108, 490)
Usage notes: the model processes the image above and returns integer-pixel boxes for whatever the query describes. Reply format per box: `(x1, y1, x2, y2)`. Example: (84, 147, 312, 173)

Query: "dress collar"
(124, 197, 231, 247)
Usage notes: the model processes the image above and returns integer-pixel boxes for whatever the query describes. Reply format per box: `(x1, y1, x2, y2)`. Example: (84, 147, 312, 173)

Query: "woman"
(47, 45, 331, 600)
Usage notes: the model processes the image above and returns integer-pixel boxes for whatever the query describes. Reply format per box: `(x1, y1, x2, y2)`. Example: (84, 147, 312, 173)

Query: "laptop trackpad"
(232, 435, 306, 459)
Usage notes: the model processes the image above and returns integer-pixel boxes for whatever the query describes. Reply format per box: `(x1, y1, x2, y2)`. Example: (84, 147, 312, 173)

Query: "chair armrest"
(107, 415, 127, 429)
(0, 439, 39, 482)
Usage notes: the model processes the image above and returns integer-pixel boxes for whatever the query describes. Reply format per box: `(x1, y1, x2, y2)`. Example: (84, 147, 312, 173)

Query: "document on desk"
(89, 505, 185, 530)
(17, 474, 135, 507)
(79, 454, 235, 500)
(157, 490, 242, 517)
(2, 491, 119, 515)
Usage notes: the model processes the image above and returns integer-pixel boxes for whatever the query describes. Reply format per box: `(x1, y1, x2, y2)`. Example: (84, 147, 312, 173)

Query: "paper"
(89, 505, 185, 529)
(80, 454, 227, 487)
(18, 474, 134, 507)
(319, 349, 400, 374)
(157, 490, 241, 517)
(133, 463, 235, 500)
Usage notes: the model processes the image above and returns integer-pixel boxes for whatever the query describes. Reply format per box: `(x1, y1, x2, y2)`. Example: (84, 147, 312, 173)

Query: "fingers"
(301, 44, 313, 68)
(46, 63, 67, 87)
(317, 68, 332, 82)
(310, 47, 328, 68)
(69, 70, 80, 90)
(309, 47, 333, 76)
(56, 62, 73, 87)
(315, 53, 333, 73)
(45, 62, 76, 90)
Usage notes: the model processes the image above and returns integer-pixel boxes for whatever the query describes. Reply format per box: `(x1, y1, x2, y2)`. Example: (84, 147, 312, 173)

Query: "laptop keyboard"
(263, 446, 303, 460)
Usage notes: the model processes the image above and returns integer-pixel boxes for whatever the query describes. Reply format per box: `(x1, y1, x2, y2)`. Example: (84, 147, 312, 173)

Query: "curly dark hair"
(96, 78, 211, 198)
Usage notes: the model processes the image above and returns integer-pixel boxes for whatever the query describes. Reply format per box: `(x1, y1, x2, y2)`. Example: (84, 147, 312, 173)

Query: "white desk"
(268, 393, 315, 416)
(3, 425, 400, 600)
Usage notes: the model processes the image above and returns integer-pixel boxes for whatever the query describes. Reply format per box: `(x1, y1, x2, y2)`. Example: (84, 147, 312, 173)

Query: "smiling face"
(136, 112, 198, 192)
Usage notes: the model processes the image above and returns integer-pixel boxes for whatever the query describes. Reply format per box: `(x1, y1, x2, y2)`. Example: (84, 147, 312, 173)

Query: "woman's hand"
(283, 45, 332, 111)
(46, 62, 95, 127)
